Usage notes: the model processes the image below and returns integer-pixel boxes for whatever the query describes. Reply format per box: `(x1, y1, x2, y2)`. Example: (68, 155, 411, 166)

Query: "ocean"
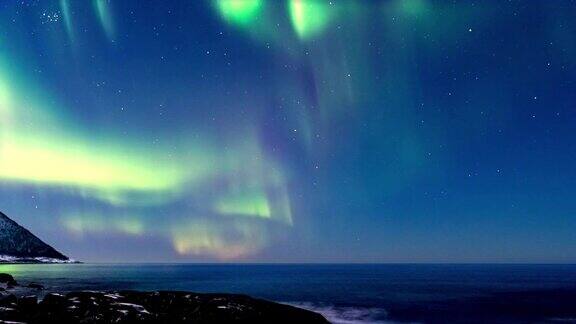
(1, 263, 575, 323)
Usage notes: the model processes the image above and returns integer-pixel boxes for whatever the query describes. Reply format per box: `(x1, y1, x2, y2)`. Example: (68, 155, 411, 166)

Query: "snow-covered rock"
(0, 211, 71, 263)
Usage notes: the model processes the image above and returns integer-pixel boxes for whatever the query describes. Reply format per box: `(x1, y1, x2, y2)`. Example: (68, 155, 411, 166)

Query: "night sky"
(1, 0, 575, 262)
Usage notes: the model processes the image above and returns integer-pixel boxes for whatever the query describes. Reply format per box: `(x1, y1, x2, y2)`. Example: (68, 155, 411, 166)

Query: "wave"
(286, 302, 393, 324)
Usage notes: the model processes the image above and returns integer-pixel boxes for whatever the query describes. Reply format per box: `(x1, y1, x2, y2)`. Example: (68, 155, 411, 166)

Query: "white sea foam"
(286, 302, 394, 324)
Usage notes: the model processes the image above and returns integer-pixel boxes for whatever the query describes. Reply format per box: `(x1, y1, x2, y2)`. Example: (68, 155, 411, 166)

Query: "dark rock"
(0, 290, 328, 323)
(27, 283, 44, 290)
(40, 293, 66, 306)
(0, 294, 16, 307)
(19, 295, 38, 317)
(0, 305, 19, 322)
(0, 274, 14, 284)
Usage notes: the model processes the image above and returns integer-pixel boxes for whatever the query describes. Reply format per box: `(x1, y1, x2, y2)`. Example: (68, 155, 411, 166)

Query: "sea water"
(1, 263, 575, 323)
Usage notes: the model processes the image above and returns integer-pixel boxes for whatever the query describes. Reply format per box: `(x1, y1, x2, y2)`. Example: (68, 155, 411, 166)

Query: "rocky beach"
(0, 273, 328, 323)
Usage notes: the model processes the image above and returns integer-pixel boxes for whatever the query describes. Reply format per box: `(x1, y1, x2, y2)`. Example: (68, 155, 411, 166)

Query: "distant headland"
(0, 211, 76, 264)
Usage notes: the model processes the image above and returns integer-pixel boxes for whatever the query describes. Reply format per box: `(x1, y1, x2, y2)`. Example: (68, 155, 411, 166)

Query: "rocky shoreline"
(0, 274, 328, 323)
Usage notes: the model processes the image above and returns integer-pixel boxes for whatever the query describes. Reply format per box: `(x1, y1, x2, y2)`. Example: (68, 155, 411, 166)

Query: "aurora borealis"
(1, 0, 575, 262)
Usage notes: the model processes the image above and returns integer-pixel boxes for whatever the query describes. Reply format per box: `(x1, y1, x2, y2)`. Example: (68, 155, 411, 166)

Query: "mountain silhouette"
(0, 211, 69, 262)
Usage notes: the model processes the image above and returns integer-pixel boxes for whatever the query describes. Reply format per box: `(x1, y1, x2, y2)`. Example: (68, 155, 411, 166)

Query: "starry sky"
(0, 0, 575, 263)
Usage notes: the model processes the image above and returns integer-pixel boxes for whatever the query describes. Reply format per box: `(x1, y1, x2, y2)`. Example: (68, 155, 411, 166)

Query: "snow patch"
(0, 255, 76, 263)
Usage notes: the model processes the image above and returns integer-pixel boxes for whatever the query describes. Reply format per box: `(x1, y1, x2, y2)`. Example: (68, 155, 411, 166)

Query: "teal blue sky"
(0, 0, 575, 262)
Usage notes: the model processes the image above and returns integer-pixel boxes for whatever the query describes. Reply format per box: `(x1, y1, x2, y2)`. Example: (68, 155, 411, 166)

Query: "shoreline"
(0, 273, 328, 323)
